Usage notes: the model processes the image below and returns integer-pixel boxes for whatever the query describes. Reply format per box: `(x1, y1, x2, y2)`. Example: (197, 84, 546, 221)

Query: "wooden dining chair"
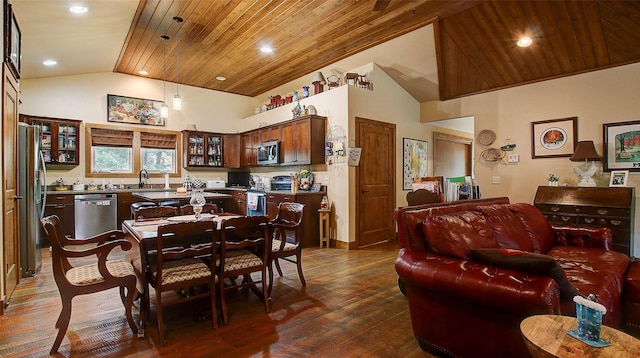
(40, 215, 138, 354)
(406, 189, 442, 206)
(145, 220, 217, 345)
(269, 202, 305, 295)
(180, 203, 219, 215)
(133, 205, 177, 220)
(218, 216, 271, 325)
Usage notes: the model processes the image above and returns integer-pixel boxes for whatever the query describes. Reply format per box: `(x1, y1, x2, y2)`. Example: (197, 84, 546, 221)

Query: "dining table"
(122, 212, 242, 336)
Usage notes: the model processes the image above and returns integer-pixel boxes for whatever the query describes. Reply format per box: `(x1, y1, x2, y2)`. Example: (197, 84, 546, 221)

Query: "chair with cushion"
(145, 220, 217, 345)
(158, 200, 180, 207)
(180, 203, 219, 215)
(269, 202, 305, 295)
(131, 201, 156, 219)
(40, 215, 138, 354)
(133, 205, 177, 220)
(218, 216, 271, 325)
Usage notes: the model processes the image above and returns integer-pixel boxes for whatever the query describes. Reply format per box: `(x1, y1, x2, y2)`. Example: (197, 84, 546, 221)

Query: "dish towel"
(247, 192, 259, 211)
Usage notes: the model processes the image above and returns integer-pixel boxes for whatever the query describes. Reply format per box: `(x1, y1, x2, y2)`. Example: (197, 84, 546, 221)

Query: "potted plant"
(548, 174, 559, 186)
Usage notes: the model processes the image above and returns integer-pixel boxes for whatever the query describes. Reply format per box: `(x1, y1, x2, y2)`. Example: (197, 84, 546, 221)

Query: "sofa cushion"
(547, 246, 631, 326)
(478, 204, 534, 251)
(470, 248, 580, 299)
(422, 210, 499, 259)
(509, 203, 555, 253)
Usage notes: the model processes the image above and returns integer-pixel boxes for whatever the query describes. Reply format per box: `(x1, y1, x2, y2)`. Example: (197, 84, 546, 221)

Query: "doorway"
(429, 116, 474, 179)
(355, 117, 396, 248)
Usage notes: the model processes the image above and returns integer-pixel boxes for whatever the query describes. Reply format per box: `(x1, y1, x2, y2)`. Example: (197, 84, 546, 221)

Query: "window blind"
(140, 132, 177, 149)
(91, 128, 133, 147)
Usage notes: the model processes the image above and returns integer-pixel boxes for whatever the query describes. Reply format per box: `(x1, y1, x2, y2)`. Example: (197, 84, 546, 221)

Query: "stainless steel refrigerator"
(18, 122, 47, 277)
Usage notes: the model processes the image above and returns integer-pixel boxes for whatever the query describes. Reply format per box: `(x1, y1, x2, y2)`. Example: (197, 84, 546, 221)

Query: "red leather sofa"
(395, 197, 634, 357)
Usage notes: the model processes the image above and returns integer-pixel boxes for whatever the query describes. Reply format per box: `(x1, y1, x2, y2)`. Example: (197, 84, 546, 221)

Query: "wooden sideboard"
(534, 186, 635, 256)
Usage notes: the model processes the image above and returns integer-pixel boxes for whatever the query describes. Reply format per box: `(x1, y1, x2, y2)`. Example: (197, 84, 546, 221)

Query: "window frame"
(85, 123, 182, 179)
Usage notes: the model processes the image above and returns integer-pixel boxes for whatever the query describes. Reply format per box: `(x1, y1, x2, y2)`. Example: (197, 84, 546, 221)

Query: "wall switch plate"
(492, 176, 501, 184)
(507, 154, 519, 163)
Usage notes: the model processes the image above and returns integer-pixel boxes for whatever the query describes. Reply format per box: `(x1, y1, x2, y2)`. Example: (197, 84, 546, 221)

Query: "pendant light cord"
(161, 35, 169, 103)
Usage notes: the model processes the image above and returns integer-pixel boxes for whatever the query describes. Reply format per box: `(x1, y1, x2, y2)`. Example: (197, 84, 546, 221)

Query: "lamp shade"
(570, 141, 601, 162)
(312, 71, 326, 84)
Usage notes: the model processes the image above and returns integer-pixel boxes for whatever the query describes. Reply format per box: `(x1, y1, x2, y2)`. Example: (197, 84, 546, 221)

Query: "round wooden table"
(520, 315, 640, 357)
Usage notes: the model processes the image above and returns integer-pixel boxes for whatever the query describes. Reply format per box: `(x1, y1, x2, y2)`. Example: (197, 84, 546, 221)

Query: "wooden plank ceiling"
(115, 1, 640, 101)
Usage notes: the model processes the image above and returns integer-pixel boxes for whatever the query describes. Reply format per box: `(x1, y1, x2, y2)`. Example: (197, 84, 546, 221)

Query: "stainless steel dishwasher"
(74, 194, 118, 239)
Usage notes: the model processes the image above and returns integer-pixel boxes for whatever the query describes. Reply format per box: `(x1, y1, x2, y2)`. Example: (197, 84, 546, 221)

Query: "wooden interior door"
(356, 117, 396, 248)
(3, 65, 20, 309)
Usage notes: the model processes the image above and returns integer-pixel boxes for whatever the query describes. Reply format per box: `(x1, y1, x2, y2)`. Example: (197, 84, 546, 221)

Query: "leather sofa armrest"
(551, 225, 612, 251)
(395, 249, 561, 315)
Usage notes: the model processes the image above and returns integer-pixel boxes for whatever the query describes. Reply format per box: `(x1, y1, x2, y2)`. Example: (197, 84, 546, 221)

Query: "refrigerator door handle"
(40, 151, 47, 219)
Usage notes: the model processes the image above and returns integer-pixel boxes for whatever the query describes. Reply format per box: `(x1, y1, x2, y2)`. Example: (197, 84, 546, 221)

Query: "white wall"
(432, 62, 640, 256)
(19, 72, 258, 186)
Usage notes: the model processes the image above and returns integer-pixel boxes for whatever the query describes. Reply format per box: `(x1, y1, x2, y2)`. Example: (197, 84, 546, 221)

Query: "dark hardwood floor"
(0, 241, 432, 357)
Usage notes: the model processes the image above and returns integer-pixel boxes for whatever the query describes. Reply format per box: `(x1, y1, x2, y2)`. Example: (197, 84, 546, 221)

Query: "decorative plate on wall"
(478, 129, 496, 146)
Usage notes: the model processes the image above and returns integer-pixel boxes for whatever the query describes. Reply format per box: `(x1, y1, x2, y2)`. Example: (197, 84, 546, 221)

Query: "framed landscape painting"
(603, 120, 640, 172)
(107, 94, 165, 126)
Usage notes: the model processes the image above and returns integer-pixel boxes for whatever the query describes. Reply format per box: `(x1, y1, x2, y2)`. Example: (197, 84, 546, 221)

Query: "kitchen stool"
(130, 202, 156, 219)
(158, 200, 180, 207)
(318, 208, 330, 248)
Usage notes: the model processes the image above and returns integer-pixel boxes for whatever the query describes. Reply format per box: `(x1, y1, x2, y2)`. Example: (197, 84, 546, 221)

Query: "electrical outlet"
(507, 154, 519, 163)
(492, 176, 501, 184)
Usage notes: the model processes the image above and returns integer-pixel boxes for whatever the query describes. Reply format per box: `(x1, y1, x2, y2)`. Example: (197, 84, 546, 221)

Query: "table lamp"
(570, 140, 601, 187)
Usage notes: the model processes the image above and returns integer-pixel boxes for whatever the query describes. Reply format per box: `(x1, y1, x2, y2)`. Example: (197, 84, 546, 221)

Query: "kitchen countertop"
(46, 186, 324, 195)
(133, 191, 232, 201)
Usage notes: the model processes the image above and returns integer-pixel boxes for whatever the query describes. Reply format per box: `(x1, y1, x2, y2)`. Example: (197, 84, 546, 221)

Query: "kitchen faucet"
(139, 169, 149, 188)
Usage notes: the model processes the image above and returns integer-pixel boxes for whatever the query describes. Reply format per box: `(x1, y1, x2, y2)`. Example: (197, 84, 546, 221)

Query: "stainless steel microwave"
(257, 140, 280, 165)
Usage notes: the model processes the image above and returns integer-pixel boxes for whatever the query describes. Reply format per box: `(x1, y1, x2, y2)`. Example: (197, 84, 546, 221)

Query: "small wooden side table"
(318, 208, 330, 248)
(520, 314, 640, 357)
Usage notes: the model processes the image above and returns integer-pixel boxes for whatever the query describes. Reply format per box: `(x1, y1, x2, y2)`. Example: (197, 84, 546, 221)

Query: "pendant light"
(172, 16, 183, 110)
(160, 34, 169, 118)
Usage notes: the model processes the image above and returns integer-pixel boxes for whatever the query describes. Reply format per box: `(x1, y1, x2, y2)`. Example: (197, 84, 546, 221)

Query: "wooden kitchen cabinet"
(241, 130, 259, 167)
(223, 134, 241, 168)
(21, 115, 81, 167)
(534, 186, 635, 256)
(43, 194, 75, 245)
(280, 115, 326, 166)
(229, 190, 247, 215)
(260, 126, 281, 143)
(266, 192, 295, 219)
(182, 130, 223, 168)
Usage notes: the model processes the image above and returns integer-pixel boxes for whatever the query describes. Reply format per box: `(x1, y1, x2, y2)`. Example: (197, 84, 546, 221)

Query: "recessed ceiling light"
(260, 46, 273, 54)
(69, 6, 88, 14)
(138, 70, 149, 75)
(517, 36, 532, 47)
(216, 76, 226, 81)
(43, 59, 57, 66)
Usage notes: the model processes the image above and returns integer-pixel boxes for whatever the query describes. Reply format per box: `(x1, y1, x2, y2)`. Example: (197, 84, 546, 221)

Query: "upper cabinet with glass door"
(182, 130, 223, 168)
(20, 115, 81, 167)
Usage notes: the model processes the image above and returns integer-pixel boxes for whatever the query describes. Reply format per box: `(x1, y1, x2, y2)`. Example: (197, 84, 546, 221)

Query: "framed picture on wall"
(4, 1, 21, 79)
(531, 117, 577, 159)
(402, 138, 428, 190)
(603, 120, 640, 172)
(107, 94, 166, 126)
